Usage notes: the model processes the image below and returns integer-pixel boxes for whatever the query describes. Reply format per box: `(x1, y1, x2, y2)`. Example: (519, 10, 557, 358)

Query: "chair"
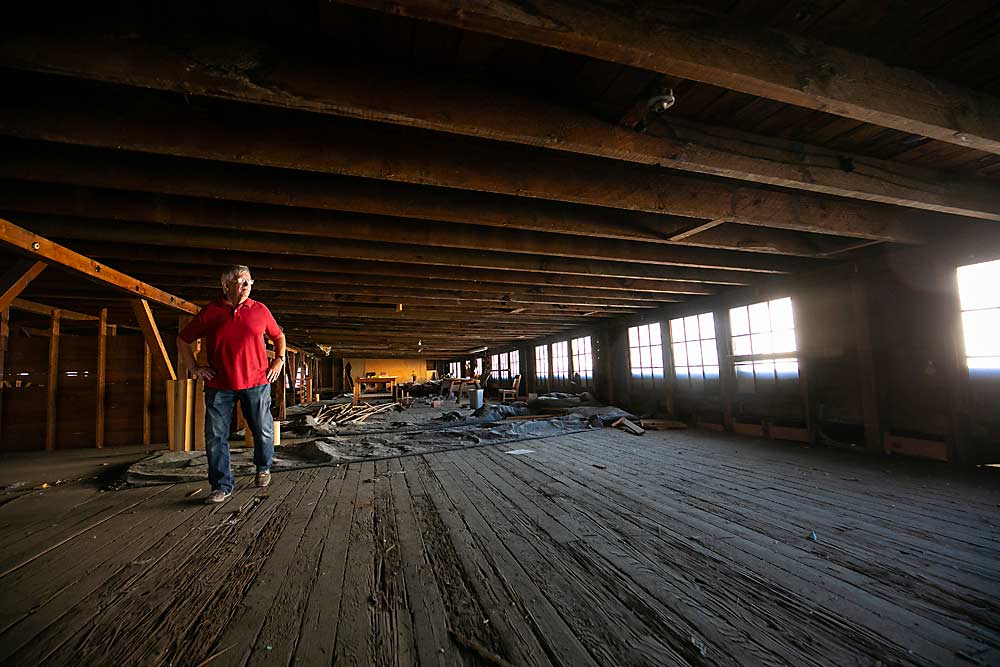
(499, 375, 521, 403)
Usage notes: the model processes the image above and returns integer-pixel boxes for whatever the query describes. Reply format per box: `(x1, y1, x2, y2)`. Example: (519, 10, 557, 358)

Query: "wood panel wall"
(0, 315, 169, 450)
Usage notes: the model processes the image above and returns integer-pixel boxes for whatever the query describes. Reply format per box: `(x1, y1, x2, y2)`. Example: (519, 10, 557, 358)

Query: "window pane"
(958, 259, 1000, 311)
(704, 365, 720, 379)
(775, 358, 799, 378)
(754, 360, 776, 376)
(651, 345, 663, 367)
(770, 297, 795, 330)
(639, 326, 650, 346)
(748, 302, 770, 333)
(701, 340, 718, 366)
(686, 341, 702, 366)
(730, 307, 750, 336)
(772, 329, 797, 353)
(630, 349, 642, 369)
(672, 343, 687, 367)
(698, 313, 715, 339)
(629, 326, 640, 346)
(675, 366, 690, 381)
(735, 362, 754, 393)
(968, 356, 1000, 371)
(670, 318, 685, 343)
(684, 315, 699, 340)
(751, 332, 773, 355)
(732, 335, 752, 356)
(962, 309, 1000, 356)
(649, 322, 661, 341)
(640, 347, 652, 368)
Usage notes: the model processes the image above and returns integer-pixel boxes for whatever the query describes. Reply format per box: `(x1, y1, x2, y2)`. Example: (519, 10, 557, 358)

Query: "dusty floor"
(0, 428, 998, 666)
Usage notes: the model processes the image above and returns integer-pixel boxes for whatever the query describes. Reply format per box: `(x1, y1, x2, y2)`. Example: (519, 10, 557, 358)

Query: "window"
(669, 313, 718, 391)
(535, 345, 549, 382)
(490, 353, 500, 378)
(958, 259, 1000, 375)
(729, 297, 798, 393)
(509, 350, 520, 378)
(629, 323, 665, 388)
(552, 340, 569, 382)
(474, 357, 483, 376)
(571, 336, 594, 383)
(448, 361, 461, 377)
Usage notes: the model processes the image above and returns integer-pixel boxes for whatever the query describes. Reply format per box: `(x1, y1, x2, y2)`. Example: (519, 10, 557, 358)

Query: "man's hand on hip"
(191, 365, 215, 381)
(267, 358, 284, 384)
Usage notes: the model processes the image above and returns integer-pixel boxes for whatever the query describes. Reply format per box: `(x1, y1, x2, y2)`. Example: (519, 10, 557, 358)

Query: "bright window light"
(571, 336, 593, 382)
(535, 345, 549, 381)
(729, 297, 798, 392)
(628, 322, 665, 390)
(958, 259, 1000, 374)
(669, 313, 719, 392)
(552, 341, 569, 382)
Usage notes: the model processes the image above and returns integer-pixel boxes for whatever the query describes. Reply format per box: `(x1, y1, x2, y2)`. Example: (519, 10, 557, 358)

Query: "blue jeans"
(204, 384, 274, 493)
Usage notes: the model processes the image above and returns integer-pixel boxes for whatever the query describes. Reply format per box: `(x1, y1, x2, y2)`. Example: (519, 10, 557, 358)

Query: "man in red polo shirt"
(177, 265, 286, 503)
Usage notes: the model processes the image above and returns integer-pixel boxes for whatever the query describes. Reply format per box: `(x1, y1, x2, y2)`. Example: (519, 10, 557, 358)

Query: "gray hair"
(220, 265, 251, 286)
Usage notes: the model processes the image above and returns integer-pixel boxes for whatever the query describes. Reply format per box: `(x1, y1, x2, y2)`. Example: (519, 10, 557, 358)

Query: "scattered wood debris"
(640, 419, 689, 431)
(612, 417, 645, 436)
(311, 401, 399, 426)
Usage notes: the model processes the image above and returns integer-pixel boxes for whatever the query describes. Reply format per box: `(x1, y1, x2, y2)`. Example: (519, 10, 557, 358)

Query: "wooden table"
(353, 376, 397, 406)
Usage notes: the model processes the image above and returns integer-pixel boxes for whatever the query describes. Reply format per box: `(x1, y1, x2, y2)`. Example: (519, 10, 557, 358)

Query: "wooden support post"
(0, 259, 46, 310)
(45, 309, 61, 450)
(716, 308, 735, 431)
(95, 307, 107, 448)
(131, 298, 176, 381)
(275, 360, 287, 420)
(660, 323, 675, 417)
(176, 314, 192, 379)
(0, 307, 8, 438)
(143, 342, 151, 446)
(851, 276, 883, 452)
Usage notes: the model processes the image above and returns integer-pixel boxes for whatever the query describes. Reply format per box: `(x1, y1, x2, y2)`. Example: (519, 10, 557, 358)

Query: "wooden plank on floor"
(213, 467, 335, 667)
(17, 469, 314, 666)
(414, 453, 575, 667)
(332, 460, 379, 666)
(534, 432, 994, 665)
(386, 456, 457, 667)
(0, 479, 216, 661)
(293, 462, 362, 664)
(441, 447, 694, 667)
(0, 483, 170, 578)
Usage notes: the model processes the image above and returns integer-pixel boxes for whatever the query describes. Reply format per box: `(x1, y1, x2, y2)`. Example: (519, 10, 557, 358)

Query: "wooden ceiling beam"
(4, 32, 998, 221)
(334, 0, 1000, 155)
(59, 240, 751, 288)
(0, 77, 940, 243)
(16, 214, 798, 280)
(0, 184, 821, 269)
(120, 264, 710, 299)
(0, 216, 199, 314)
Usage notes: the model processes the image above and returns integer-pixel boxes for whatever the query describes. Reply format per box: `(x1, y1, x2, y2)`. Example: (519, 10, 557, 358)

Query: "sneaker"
(205, 489, 231, 504)
(255, 470, 271, 488)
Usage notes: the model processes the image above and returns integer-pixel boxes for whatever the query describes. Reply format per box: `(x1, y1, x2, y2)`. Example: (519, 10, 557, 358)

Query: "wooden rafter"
(0, 216, 199, 314)
(130, 299, 177, 381)
(23, 215, 805, 279)
(1, 190, 826, 268)
(0, 258, 46, 310)
(0, 82, 947, 243)
(333, 0, 1000, 155)
(3, 32, 998, 220)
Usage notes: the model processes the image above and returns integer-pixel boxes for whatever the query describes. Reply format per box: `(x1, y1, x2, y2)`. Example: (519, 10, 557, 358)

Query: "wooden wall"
(0, 314, 169, 450)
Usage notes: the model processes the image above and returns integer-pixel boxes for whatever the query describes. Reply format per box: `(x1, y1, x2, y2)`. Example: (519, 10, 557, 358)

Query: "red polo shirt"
(179, 298, 282, 390)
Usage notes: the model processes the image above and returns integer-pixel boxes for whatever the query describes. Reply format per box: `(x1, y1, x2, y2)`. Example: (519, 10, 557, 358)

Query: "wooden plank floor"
(1, 429, 998, 666)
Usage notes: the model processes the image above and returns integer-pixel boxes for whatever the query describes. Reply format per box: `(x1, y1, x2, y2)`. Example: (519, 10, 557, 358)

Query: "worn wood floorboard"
(535, 430, 1000, 665)
(1, 428, 997, 667)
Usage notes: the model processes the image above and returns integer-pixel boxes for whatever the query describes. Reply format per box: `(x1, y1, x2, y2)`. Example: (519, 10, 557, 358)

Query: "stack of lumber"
(312, 402, 398, 426)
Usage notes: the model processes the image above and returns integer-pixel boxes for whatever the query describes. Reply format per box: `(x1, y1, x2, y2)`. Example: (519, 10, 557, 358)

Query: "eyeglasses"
(231, 278, 254, 287)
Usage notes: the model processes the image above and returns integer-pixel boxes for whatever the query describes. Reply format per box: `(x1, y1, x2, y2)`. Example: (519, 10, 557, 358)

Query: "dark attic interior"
(1, 2, 999, 665)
